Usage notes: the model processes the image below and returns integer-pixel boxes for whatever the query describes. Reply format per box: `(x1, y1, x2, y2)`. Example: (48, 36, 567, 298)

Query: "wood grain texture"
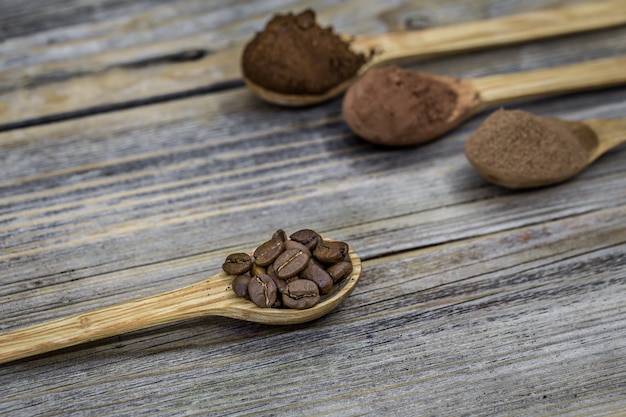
(1, 0, 626, 416)
(473, 56, 626, 108)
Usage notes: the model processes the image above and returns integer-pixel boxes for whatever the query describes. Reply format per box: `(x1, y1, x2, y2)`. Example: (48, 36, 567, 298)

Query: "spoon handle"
(354, 0, 626, 66)
(0, 277, 229, 365)
(585, 118, 626, 160)
(471, 56, 626, 109)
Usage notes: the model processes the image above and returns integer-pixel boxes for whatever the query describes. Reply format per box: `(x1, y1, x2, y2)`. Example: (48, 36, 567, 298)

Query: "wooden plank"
(1, 206, 624, 415)
(2, 1, 626, 415)
(1, 75, 625, 326)
(1, 43, 625, 275)
(2, 0, 623, 127)
(0, 0, 171, 40)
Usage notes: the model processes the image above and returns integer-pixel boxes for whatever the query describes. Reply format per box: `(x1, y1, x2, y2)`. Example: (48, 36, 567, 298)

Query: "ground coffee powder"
(241, 9, 367, 95)
(465, 109, 588, 186)
(342, 66, 459, 146)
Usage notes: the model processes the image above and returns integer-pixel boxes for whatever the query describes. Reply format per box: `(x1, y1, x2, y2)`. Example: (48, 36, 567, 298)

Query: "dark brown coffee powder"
(241, 9, 367, 95)
(465, 109, 588, 185)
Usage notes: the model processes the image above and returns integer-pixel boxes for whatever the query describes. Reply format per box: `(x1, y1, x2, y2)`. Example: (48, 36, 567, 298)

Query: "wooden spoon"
(467, 117, 626, 189)
(244, 0, 626, 106)
(343, 56, 626, 146)
(0, 249, 361, 364)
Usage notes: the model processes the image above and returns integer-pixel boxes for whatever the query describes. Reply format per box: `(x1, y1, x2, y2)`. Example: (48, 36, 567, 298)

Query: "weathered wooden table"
(2, 1, 625, 415)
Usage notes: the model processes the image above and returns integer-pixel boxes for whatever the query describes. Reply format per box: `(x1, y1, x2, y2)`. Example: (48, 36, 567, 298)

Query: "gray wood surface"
(1, 0, 625, 416)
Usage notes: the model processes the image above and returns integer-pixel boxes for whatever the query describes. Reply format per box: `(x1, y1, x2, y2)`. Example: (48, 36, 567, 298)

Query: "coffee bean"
(270, 273, 289, 293)
(266, 263, 277, 279)
(222, 253, 252, 275)
(269, 264, 299, 293)
(327, 261, 353, 282)
(333, 241, 349, 258)
(290, 229, 321, 251)
(232, 275, 251, 298)
(282, 279, 320, 309)
(313, 241, 345, 264)
(251, 263, 267, 277)
(272, 229, 288, 242)
(254, 238, 284, 266)
(274, 248, 310, 279)
(283, 239, 311, 257)
(301, 259, 333, 294)
(248, 274, 277, 308)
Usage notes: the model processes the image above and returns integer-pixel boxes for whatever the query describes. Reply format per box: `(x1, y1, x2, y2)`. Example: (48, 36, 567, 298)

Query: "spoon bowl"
(0, 248, 361, 364)
(467, 118, 626, 189)
(243, 77, 354, 107)
(244, 0, 626, 106)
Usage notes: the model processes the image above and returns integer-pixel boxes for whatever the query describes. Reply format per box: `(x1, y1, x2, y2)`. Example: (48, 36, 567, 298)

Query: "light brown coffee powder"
(342, 66, 459, 146)
(465, 109, 588, 185)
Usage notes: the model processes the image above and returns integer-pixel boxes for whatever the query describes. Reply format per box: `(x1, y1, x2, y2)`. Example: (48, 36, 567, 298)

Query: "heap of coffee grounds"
(342, 66, 459, 146)
(465, 109, 588, 186)
(223, 229, 353, 309)
(241, 9, 367, 95)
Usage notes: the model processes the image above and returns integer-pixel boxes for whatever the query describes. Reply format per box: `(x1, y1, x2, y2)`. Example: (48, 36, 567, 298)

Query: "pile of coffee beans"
(222, 229, 353, 309)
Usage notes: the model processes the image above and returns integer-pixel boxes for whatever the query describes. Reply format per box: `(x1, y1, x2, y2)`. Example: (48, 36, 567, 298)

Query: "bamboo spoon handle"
(353, 0, 626, 66)
(584, 118, 626, 159)
(470, 56, 626, 109)
(0, 279, 227, 364)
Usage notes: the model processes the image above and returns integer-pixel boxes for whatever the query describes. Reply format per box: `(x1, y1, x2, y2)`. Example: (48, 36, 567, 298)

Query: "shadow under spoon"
(244, 0, 626, 106)
(0, 249, 361, 365)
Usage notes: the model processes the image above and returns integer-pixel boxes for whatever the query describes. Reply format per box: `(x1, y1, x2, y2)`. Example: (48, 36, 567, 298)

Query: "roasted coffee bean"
(327, 261, 353, 282)
(327, 240, 348, 257)
(222, 253, 253, 275)
(266, 263, 277, 278)
(251, 263, 267, 277)
(282, 279, 320, 309)
(232, 275, 251, 298)
(313, 240, 345, 264)
(248, 274, 277, 308)
(283, 239, 311, 257)
(274, 248, 310, 279)
(290, 229, 321, 251)
(266, 265, 284, 290)
(254, 238, 284, 266)
(270, 273, 288, 293)
(268, 264, 299, 293)
(301, 259, 333, 294)
(333, 241, 349, 257)
(272, 229, 288, 242)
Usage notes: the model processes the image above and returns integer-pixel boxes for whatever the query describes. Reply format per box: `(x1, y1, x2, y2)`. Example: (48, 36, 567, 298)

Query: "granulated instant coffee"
(465, 109, 589, 186)
(342, 66, 459, 146)
(222, 229, 353, 309)
(241, 9, 368, 95)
